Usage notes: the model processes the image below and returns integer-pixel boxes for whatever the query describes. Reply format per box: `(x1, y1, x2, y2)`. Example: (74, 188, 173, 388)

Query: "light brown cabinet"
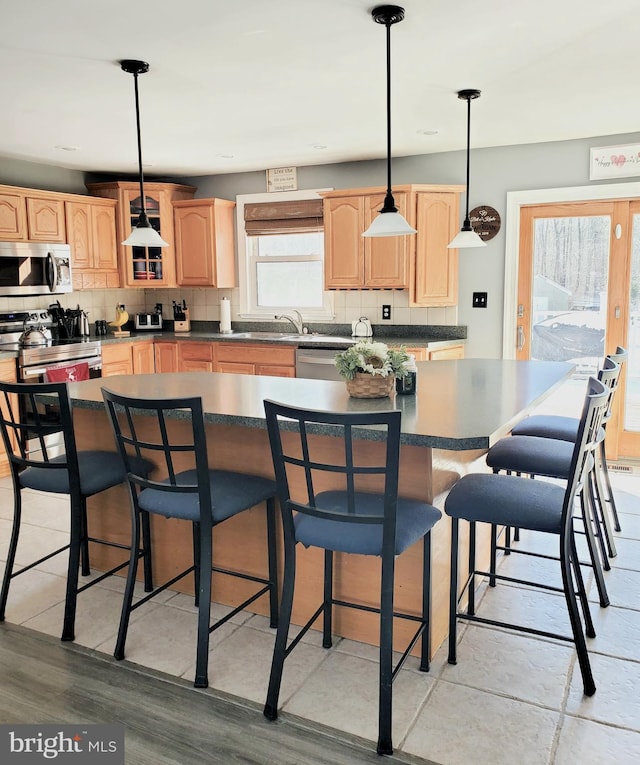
(173, 199, 236, 287)
(214, 343, 295, 377)
(321, 185, 463, 305)
(66, 198, 119, 290)
(0, 186, 66, 242)
(178, 342, 215, 372)
(154, 341, 180, 373)
(87, 181, 196, 288)
(103, 340, 155, 376)
(428, 344, 465, 360)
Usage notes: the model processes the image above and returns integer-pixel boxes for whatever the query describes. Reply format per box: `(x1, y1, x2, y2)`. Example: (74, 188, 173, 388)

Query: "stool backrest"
(564, 377, 609, 525)
(0, 380, 81, 494)
(602, 346, 627, 425)
(101, 388, 211, 527)
(263, 399, 401, 549)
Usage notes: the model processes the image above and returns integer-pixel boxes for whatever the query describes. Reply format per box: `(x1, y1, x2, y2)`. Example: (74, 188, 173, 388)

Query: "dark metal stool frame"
(446, 377, 610, 697)
(0, 380, 153, 641)
(102, 389, 278, 689)
(487, 356, 623, 609)
(262, 400, 441, 756)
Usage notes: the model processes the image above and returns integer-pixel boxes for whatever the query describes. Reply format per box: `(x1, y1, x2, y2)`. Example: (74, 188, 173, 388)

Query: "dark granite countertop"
(69, 359, 572, 451)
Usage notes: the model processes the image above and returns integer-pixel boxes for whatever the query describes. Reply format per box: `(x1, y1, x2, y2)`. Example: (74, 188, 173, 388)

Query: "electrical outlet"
(382, 304, 391, 320)
(472, 292, 488, 308)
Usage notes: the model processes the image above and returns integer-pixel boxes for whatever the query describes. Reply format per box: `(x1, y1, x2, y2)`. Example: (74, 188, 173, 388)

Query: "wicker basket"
(345, 373, 395, 399)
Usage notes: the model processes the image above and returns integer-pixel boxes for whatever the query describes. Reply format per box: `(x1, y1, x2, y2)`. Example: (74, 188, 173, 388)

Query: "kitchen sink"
(220, 331, 353, 344)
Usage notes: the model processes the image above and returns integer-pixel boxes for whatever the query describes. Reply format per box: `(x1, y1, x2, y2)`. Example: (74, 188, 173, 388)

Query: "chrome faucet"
(274, 310, 305, 334)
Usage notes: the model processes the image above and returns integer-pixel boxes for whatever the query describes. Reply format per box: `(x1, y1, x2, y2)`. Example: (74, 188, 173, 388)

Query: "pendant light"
(447, 89, 486, 249)
(120, 59, 168, 248)
(362, 5, 416, 238)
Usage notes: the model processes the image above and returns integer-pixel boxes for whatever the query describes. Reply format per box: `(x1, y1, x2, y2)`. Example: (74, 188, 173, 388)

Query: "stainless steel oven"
(18, 341, 102, 382)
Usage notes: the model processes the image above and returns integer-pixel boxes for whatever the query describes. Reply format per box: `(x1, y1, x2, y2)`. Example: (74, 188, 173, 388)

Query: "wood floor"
(0, 623, 431, 765)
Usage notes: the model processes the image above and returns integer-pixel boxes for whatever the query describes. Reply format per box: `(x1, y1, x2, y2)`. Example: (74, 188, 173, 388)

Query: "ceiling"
(1, 0, 639, 178)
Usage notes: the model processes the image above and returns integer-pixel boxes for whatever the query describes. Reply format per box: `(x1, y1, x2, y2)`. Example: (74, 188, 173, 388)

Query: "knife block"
(174, 308, 191, 333)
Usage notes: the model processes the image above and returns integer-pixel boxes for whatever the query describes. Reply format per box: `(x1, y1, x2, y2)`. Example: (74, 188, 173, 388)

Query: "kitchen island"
(68, 359, 572, 656)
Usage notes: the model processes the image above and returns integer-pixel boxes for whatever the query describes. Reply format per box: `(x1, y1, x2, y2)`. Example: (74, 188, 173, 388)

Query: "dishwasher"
(295, 347, 344, 381)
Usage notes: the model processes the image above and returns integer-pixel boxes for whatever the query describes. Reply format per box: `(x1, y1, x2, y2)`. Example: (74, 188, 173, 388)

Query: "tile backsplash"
(1, 287, 458, 328)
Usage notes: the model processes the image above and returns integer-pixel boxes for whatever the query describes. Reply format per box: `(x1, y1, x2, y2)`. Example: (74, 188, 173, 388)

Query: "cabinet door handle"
(517, 325, 526, 351)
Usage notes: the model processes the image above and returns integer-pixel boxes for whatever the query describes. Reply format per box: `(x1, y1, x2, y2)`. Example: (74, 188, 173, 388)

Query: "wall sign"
(266, 166, 298, 192)
(469, 205, 501, 242)
(589, 143, 640, 180)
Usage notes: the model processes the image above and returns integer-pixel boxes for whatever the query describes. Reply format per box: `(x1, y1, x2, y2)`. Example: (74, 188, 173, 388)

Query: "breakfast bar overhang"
(67, 359, 573, 656)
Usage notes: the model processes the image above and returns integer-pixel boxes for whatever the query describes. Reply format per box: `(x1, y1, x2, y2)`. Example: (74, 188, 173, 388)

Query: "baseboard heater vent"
(606, 463, 635, 473)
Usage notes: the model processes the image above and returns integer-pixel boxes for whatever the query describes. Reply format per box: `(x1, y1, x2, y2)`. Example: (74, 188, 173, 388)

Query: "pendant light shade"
(447, 89, 486, 249)
(120, 59, 169, 248)
(363, 5, 416, 238)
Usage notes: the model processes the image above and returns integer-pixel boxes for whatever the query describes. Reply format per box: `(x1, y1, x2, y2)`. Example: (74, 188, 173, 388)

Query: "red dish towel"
(45, 361, 90, 383)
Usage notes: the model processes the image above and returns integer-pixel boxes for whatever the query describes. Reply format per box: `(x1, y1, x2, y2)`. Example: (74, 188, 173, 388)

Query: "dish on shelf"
(134, 271, 156, 280)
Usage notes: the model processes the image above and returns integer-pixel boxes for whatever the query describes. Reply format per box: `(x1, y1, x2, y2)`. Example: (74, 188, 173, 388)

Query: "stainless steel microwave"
(0, 242, 73, 296)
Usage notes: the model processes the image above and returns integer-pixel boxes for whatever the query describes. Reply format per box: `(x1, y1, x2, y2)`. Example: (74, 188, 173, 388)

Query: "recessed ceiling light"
(54, 145, 78, 151)
(417, 129, 438, 136)
(311, 144, 327, 150)
(216, 153, 235, 159)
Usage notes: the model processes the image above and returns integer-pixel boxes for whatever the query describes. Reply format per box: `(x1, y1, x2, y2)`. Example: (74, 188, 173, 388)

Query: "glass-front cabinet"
(87, 181, 196, 287)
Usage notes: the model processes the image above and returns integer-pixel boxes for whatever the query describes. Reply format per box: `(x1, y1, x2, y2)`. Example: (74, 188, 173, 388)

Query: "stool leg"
(420, 533, 431, 672)
(377, 545, 395, 755)
(322, 550, 333, 649)
(62, 496, 83, 641)
(468, 521, 476, 616)
(570, 530, 595, 639)
(489, 524, 498, 587)
(140, 510, 153, 592)
(264, 532, 296, 721)
(0, 490, 22, 621)
(599, 440, 621, 532)
(80, 499, 90, 577)
(114, 507, 142, 660)
(193, 520, 212, 689)
(561, 527, 596, 696)
(448, 518, 459, 665)
(580, 486, 609, 608)
(192, 522, 200, 608)
(266, 497, 278, 629)
(592, 457, 617, 559)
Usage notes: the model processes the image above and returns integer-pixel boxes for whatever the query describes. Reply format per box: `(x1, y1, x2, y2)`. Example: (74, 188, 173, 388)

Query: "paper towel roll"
(220, 298, 231, 333)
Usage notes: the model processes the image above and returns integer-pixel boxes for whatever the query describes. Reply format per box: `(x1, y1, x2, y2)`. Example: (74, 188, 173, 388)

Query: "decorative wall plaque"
(469, 205, 501, 242)
(266, 166, 298, 192)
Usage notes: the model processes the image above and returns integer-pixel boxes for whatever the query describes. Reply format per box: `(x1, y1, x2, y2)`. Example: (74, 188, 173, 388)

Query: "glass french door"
(517, 200, 638, 459)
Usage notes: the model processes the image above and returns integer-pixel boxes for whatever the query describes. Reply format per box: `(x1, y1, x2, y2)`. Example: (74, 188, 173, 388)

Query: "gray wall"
(3, 130, 640, 357)
(180, 130, 640, 357)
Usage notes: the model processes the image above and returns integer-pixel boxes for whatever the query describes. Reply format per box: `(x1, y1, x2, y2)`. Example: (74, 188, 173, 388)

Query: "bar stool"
(446, 376, 609, 697)
(262, 400, 441, 756)
(101, 388, 279, 689)
(0, 380, 154, 641)
(511, 346, 627, 536)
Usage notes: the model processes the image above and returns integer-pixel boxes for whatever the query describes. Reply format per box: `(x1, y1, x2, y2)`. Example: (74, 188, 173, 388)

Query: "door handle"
(517, 325, 526, 351)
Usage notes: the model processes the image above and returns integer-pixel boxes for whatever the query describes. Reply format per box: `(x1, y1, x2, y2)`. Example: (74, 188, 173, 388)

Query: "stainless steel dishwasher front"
(295, 347, 343, 380)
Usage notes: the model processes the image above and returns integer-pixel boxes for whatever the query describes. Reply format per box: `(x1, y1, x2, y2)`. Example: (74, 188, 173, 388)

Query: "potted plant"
(334, 341, 410, 398)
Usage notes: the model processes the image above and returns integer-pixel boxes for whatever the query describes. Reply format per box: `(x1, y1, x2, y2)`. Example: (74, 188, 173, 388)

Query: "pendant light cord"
(384, 19, 394, 210)
(463, 94, 471, 225)
(131, 70, 149, 226)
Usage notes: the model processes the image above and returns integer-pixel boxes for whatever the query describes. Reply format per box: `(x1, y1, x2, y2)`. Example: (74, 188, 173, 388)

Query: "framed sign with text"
(589, 143, 640, 180)
(266, 167, 298, 192)
(469, 205, 501, 242)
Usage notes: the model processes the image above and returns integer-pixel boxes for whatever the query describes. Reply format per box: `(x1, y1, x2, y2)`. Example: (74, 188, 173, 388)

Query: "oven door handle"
(21, 356, 102, 379)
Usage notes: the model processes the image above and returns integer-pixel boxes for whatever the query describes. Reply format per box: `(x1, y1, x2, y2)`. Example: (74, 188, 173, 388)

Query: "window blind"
(244, 199, 323, 235)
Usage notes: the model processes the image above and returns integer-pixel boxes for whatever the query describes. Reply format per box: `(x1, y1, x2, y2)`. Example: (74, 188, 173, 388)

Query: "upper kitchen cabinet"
(173, 198, 237, 287)
(65, 197, 119, 289)
(321, 185, 463, 305)
(87, 181, 196, 288)
(0, 186, 66, 242)
(322, 191, 409, 289)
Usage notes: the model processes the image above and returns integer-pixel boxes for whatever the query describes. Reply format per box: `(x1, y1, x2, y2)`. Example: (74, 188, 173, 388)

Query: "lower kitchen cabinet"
(213, 343, 295, 377)
(154, 341, 179, 373)
(0, 358, 17, 478)
(101, 342, 134, 377)
(428, 344, 465, 360)
(131, 341, 155, 373)
(178, 342, 215, 372)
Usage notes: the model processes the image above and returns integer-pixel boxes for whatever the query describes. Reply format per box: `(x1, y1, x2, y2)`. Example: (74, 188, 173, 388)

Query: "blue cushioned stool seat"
(297, 490, 442, 555)
(486, 435, 573, 478)
(512, 414, 579, 441)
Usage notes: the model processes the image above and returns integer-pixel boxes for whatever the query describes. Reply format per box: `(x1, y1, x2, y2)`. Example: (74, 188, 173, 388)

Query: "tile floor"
(0, 469, 639, 764)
